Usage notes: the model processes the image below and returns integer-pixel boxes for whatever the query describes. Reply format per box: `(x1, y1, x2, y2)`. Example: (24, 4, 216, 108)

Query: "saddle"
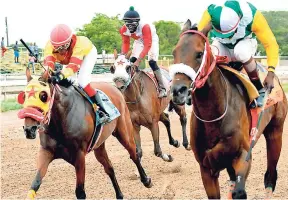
(142, 67, 171, 93)
(219, 63, 283, 110)
(73, 85, 121, 153)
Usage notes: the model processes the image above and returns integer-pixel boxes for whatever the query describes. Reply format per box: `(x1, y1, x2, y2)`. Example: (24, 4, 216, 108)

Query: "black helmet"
(123, 6, 140, 33)
(123, 6, 140, 21)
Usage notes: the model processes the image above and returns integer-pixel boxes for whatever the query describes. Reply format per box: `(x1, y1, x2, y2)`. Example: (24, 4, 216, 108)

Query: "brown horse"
(110, 51, 190, 162)
(18, 68, 152, 199)
(169, 20, 287, 199)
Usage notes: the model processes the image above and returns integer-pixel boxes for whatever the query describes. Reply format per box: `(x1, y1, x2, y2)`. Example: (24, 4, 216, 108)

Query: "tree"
(77, 13, 123, 53)
(154, 21, 181, 55)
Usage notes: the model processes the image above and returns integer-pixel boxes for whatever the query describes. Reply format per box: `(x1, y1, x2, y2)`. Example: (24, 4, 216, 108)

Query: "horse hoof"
(232, 189, 247, 199)
(264, 187, 273, 200)
(116, 194, 124, 199)
(142, 177, 153, 188)
(184, 144, 191, 151)
(174, 140, 180, 148)
(162, 154, 173, 162)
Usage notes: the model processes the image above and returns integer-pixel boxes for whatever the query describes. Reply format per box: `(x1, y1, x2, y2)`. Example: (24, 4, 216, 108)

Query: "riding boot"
(153, 69, 168, 98)
(91, 92, 110, 124)
(247, 68, 266, 107)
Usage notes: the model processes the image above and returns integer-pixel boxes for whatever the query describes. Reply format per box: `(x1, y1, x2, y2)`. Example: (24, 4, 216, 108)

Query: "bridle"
(114, 65, 143, 104)
(177, 30, 229, 122)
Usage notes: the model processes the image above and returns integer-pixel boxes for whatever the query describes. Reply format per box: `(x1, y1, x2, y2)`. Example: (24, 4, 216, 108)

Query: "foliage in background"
(154, 21, 181, 55)
(1, 98, 22, 112)
(77, 13, 123, 53)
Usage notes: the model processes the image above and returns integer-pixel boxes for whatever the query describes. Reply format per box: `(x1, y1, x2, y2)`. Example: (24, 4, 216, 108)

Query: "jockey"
(44, 24, 109, 124)
(198, 0, 278, 107)
(120, 6, 167, 98)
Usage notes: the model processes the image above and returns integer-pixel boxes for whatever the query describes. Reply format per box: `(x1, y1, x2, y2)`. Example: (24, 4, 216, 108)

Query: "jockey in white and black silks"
(44, 24, 109, 123)
(198, 0, 278, 107)
(120, 6, 167, 98)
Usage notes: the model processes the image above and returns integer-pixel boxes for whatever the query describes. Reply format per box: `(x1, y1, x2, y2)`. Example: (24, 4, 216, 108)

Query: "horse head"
(17, 68, 52, 139)
(110, 50, 136, 91)
(169, 19, 213, 105)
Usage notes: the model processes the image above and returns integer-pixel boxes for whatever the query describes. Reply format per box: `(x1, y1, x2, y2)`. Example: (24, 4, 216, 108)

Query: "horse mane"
(58, 78, 74, 88)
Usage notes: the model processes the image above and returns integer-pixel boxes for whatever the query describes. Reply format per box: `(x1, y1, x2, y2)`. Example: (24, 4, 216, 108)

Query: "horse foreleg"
(151, 122, 173, 162)
(133, 125, 143, 160)
(27, 147, 54, 199)
(200, 165, 221, 199)
(94, 143, 123, 199)
(173, 104, 190, 150)
(159, 112, 180, 148)
(74, 151, 86, 199)
(231, 150, 251, 199)
(263, 124, 283, 199)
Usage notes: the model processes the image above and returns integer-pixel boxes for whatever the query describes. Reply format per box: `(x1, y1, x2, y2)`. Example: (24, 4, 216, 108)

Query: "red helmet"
(50, 24, 73, 47)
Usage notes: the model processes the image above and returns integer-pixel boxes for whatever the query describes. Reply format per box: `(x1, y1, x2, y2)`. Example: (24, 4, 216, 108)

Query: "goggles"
(54, 42, 70, 51)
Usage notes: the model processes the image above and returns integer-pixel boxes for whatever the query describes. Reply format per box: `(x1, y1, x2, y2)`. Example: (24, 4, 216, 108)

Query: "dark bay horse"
(110, 51, 190, 162)
(169, 20, 287, 199)
(18, 68, 152, 199)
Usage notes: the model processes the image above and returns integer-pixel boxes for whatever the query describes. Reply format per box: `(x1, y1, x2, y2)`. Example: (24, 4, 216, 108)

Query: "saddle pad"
(87, 89, 121, 153)
(142, 68, 171, 92)
(219, 64, 283, 109)
(96, 89, 121, 123)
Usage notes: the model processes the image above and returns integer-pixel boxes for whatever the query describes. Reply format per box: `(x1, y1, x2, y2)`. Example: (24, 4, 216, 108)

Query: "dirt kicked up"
(1, 106, 288, 199)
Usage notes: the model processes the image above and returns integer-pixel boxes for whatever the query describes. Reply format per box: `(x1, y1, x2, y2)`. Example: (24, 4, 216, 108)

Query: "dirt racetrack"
(1, 106, 288, 199)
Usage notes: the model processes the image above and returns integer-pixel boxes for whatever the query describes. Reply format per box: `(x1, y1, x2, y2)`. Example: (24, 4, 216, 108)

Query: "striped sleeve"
(252, 11, 279, 70)
(43, 42, 56, 70)
(120, 26, 130, 54)
(139, 24, 152, 60)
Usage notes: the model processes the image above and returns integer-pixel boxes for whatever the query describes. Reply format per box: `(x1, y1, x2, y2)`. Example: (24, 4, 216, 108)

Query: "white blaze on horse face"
(113, 55, 130, 82)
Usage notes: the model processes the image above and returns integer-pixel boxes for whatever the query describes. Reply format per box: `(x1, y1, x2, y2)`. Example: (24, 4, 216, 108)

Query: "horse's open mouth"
(18, 106, 44, 122)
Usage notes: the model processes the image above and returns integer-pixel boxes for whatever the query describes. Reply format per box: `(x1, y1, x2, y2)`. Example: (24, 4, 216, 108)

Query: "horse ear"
(113, 48, 118, 59)
(41, 69, 49, 82)
(201, 22, 212, 37)
(181, 19, 192, 33)
(125, 50, 132, 59)
(26, 67, 32, 82)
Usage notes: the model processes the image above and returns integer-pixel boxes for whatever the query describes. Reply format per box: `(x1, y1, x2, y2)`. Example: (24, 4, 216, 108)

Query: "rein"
(118, 67, 143, 104)
(180, 30, 228, 122)
(38, 84, 62, 132)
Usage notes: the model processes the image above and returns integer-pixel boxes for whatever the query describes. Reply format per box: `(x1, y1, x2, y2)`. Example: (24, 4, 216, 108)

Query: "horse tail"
(168, 100, 174, 112)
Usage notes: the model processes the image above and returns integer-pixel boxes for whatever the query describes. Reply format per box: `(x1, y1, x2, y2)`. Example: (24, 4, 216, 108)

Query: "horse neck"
(49, 86, 90, 135)
(193, 65, 227, 122)
(123, 72, 143, 102)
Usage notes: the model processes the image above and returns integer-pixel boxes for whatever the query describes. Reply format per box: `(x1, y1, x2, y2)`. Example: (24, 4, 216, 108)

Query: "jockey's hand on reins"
(48, 70, 64, 84)
(263, 71, 275, 93)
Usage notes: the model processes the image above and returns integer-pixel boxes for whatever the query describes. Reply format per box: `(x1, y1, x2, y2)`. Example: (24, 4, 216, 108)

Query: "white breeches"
(211, 38, 257, 63)
(76, 46, 97, 88)
(131, 37, 159, 61)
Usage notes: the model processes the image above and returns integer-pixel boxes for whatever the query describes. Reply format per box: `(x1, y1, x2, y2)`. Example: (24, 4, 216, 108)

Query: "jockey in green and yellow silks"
(198, 0, 278, 107)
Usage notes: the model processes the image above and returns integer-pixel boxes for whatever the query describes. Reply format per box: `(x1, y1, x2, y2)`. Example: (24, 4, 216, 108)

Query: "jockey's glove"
(49, 71, 64, 84)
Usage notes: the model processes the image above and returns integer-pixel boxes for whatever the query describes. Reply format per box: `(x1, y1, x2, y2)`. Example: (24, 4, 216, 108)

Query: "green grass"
(282, 83, 288, 93)
(1, 98, 22, 112)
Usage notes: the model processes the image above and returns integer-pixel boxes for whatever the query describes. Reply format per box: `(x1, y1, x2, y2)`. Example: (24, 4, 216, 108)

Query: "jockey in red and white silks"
(120, 6, 167, 98)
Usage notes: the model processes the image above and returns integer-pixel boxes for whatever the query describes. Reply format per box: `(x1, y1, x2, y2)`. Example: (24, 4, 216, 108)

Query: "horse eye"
(126, 65, 131, 73)
(196, 52, 203, 59)
(39, 91, 48, 103)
